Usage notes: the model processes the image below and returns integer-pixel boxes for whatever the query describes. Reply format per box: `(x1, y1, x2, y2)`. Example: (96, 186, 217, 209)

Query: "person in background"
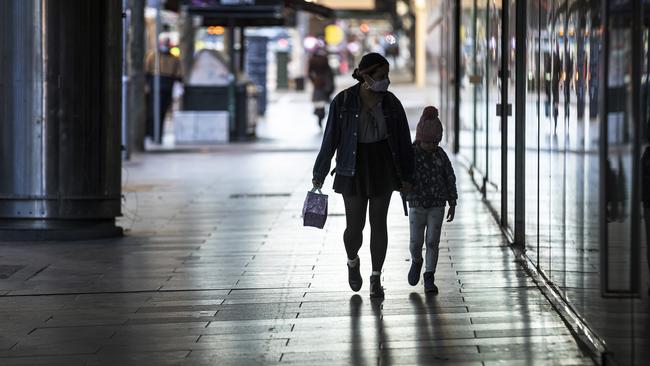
(308, 48, 335, 128)
(145, 36, 183, 144)
(406, 106, 458, 294)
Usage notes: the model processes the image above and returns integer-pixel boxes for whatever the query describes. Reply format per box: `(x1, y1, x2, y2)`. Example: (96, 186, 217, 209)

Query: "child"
(406, 106, 458, 293)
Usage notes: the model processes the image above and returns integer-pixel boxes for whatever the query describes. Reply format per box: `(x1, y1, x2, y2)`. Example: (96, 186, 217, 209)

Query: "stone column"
(178, 7, 196, 84)
(128, 0, 147, 152)
(0, 0, 123, 240)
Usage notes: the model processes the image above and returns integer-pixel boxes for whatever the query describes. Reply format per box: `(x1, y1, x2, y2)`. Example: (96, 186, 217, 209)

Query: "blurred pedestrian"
(145, 36, 183, 144)
(552, 45, 561, 131)
(406, 106, 458, 294)
(312, 52, 414, 298)
(308, 48, 335, 128)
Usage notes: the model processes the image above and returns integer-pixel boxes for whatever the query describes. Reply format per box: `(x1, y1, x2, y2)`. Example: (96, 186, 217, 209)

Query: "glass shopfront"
(427, 0, 650, 364)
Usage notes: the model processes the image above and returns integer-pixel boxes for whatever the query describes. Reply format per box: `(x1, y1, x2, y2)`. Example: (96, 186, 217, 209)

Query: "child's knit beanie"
(415, 106, 443, 143)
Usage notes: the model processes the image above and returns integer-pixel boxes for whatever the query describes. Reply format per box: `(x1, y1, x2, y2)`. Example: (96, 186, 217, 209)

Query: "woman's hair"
(352, 52, 389, 82)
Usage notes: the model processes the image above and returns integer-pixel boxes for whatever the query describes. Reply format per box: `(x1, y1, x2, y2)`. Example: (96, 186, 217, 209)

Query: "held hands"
(312, 179, 323, 190)
(446, 206, 456, 222)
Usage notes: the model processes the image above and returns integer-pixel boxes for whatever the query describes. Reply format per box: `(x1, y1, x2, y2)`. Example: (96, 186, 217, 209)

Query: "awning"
(285, 0, 332, 18)
(183, 0, 332, 27)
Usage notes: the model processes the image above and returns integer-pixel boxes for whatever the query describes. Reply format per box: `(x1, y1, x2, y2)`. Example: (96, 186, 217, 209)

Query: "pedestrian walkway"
(0, 85, 594, 366)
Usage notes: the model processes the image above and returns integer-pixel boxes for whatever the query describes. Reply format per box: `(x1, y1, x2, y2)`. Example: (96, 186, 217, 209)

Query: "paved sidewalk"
(0, 85, 593, 365)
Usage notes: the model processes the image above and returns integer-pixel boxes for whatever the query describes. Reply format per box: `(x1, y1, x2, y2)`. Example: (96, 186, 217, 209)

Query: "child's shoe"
(369, 275, 385, 298)
(423, 272, 438, 294)
(408, 258, 423, 286)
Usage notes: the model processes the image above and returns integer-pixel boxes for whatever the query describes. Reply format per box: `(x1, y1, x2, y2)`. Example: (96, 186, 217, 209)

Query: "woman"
(308, 48, 335, 128)
(312, 53, 414, 298)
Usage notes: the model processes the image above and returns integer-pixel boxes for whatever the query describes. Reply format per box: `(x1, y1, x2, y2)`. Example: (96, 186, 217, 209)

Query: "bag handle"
(310, 187, 323, 195)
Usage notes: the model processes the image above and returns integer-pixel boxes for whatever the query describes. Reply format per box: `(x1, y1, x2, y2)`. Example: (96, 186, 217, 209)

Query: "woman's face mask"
(365, 76, 390, 92)
(361, 65, 390, 92)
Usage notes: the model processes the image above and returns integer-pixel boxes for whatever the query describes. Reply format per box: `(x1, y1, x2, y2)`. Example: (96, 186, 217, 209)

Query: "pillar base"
(0, 219, 123, 241)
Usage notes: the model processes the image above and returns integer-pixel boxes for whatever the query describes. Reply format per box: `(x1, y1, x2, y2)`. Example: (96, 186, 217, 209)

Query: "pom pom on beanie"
(419, 106, 438, 122)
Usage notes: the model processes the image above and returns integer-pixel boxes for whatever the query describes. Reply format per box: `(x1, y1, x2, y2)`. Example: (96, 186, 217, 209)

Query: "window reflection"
(642, 125, 650, 287)
(640, 17, 650, 286)
(486, 0, 502, 214)
(605, 23, 634, 292)
(431, 0, 648, 362)
(459, 1, 476, 167)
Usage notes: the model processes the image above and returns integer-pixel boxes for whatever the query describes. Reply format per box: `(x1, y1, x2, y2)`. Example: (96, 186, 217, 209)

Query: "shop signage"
(221, 0, 255, 5)
(186, 0, 256, 6)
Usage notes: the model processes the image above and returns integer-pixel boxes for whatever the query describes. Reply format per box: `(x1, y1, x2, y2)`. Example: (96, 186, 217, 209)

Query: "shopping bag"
(302, 188, 328, 229)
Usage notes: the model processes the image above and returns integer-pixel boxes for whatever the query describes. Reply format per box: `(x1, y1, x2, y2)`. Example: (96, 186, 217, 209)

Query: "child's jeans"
(409, 206, 445, 273)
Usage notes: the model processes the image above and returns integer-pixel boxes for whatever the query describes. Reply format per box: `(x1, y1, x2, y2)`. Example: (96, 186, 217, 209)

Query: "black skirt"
(333, 139, 401, 197)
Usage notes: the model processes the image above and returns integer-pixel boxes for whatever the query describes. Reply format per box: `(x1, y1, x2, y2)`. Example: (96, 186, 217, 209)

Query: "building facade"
(427, 0, 650, 364)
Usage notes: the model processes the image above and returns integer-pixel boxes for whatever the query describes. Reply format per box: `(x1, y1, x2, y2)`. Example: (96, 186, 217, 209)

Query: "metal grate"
(230, 193, 291, 199)
(0, 265, 25, 279)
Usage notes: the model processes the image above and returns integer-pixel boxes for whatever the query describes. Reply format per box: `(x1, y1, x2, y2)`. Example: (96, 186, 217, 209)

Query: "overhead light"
(207, 26, 225, 35)
(396, 1, 409, 16)
(277, 38, 289, 48)
(304, 36, 318, 50)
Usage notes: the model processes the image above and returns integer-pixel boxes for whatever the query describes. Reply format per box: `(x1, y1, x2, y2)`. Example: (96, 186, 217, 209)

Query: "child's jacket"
(406, 144, 458, 208)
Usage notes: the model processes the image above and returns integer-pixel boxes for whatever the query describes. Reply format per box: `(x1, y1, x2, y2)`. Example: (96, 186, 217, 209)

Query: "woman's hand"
(446, 206, 456, 222)
(312, 179, 323, 190)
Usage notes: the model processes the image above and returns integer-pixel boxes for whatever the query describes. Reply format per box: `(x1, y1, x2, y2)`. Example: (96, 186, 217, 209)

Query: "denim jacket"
(312, 83, 414, 184)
